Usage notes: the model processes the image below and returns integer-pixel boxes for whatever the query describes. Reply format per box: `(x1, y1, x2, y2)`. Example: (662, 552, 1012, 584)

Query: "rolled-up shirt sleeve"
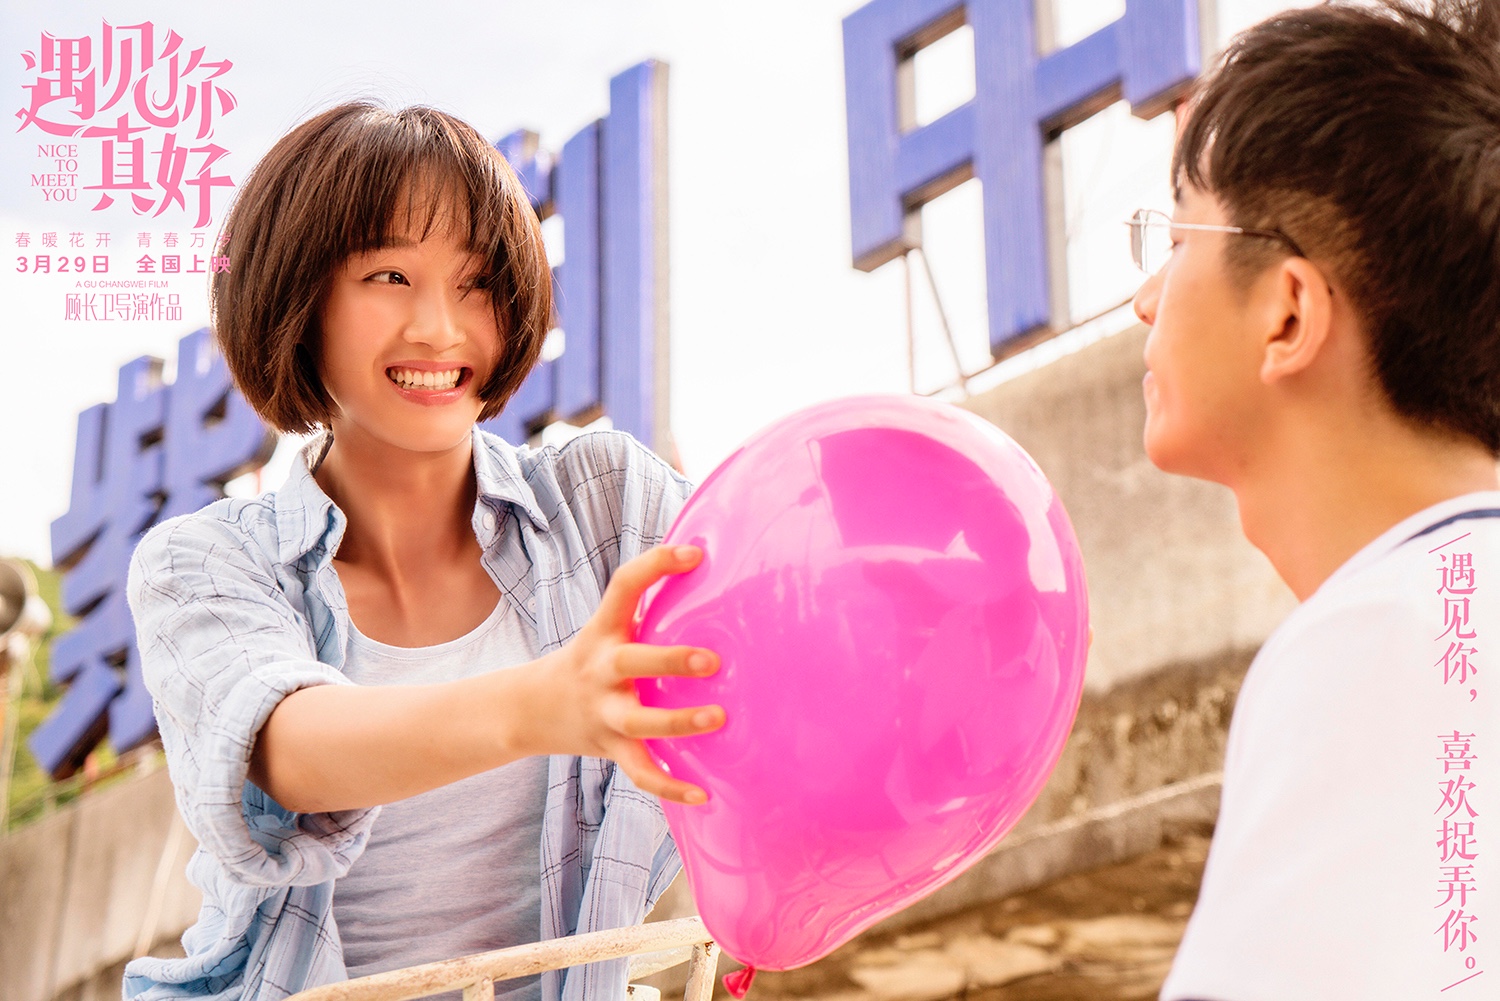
(128, 509, 376, 889)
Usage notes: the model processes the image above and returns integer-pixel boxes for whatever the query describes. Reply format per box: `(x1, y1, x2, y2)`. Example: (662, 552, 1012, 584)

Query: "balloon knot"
(723, 966, 757, 998)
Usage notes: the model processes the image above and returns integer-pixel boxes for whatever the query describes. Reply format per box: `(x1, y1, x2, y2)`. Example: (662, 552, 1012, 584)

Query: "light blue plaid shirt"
(123, 427, 692, 1001)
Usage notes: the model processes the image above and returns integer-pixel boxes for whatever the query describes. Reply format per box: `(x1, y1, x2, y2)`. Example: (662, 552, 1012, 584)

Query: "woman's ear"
(1259, 256, 1336, 385)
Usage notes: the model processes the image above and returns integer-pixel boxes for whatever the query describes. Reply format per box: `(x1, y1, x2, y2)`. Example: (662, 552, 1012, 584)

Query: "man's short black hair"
(1174, 0, 1500, 452)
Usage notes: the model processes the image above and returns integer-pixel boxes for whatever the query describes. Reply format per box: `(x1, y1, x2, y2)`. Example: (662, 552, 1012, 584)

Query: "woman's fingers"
(613, 739, 709, 806)
(593, 545, 702, 631)
(613, 644, 719, 680)
(608, 702, 725, 740)
(552, 543, 720, 806)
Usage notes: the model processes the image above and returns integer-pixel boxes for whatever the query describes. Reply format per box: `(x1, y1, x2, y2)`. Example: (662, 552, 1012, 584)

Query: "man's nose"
(1132, 271, 1161, 327)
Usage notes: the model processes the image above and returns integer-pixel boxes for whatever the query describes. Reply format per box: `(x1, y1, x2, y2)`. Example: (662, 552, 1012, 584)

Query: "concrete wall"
(1, 764, 199, 1001)
(959, 320, 1295, 836)
(963, 321, 1295, 696)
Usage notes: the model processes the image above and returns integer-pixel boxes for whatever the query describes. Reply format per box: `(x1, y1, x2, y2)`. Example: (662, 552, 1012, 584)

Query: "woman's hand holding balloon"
(523, 543, 726, 805)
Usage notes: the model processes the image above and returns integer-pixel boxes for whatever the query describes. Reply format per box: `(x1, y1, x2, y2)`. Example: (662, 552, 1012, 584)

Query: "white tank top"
(333, 596, 549, 1001)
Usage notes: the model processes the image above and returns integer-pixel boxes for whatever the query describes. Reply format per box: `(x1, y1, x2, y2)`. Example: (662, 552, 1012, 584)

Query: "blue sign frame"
(33, 329, 276, 778)
(844, 0, 1200, 356)
(483, 60, 671, 452)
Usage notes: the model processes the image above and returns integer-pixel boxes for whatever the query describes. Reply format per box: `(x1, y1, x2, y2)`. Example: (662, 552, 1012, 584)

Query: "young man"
(1128, 1, 1500, 997)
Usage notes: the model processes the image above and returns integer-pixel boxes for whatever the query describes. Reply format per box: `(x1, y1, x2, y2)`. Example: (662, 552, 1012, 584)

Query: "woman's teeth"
(388, 367, 462, 391)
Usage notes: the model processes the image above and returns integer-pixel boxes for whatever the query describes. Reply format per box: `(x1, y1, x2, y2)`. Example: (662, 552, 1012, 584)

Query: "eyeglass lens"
(1129, 211, 1173, 275)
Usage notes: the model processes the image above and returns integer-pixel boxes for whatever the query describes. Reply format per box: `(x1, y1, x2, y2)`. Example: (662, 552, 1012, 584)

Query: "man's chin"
(1143, 426, 1188, 477)
(1144, 434, 1232, 487)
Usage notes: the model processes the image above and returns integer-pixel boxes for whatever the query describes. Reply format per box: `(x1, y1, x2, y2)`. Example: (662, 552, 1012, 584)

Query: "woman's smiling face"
(318, 213, 502, 457)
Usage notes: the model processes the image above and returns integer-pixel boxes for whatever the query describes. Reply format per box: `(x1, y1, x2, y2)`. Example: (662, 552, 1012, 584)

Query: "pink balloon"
(634, 395, 1088, 973)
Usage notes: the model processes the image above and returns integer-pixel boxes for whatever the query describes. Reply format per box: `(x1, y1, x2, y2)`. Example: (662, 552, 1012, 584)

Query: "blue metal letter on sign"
(844, 0, 1199, 355)
(32, 329, 275, 778)
(482, 60, 669, 451)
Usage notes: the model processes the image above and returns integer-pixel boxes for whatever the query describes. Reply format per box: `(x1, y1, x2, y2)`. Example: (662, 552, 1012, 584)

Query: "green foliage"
(3, 560, 123, 833)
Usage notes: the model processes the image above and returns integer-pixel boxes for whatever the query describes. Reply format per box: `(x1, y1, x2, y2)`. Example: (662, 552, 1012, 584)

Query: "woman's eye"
(368, 270, 409, 285)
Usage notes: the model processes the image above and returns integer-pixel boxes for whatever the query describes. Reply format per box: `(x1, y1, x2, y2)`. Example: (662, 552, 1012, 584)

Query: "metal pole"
(902, 251, 916, 394)
(912, 245, 971, 394)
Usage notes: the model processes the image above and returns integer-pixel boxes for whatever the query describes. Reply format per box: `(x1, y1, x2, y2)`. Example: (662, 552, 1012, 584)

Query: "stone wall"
(0, 764, 198, 1001)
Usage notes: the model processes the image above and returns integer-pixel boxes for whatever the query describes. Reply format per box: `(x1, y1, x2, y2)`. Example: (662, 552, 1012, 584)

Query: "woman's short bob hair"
(212, 101, 552, 434)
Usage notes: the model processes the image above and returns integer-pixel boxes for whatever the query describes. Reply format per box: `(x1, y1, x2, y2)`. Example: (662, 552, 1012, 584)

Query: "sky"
(0, 0, 1302, 564)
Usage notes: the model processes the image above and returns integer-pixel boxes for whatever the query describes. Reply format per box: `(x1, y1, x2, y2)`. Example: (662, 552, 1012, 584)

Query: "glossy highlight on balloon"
(635, 395, 1089, 971)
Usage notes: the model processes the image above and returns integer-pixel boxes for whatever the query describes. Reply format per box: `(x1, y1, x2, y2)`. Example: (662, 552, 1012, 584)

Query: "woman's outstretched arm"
(247, 543, 724, 813)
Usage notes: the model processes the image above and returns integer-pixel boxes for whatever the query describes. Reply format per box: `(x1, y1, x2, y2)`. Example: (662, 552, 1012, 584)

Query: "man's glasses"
(1126, 207, 1306, 275)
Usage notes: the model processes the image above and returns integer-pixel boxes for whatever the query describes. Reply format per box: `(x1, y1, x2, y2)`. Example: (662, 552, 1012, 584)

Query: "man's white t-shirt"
(1162, 492, 1500, 1001)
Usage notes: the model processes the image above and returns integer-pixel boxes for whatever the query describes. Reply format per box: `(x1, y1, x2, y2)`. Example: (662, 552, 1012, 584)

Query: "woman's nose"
(406, 288, 466, 350)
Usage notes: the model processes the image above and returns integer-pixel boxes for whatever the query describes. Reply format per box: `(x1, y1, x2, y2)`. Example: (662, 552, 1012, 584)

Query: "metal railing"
(285, 916, 718, 1001)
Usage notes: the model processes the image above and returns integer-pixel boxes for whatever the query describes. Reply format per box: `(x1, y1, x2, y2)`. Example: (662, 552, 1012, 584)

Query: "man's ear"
(1259, 256, 1335, 385)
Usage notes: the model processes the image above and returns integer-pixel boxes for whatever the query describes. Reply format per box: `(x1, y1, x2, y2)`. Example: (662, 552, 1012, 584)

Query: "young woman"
(123, 102, 723, 1001)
